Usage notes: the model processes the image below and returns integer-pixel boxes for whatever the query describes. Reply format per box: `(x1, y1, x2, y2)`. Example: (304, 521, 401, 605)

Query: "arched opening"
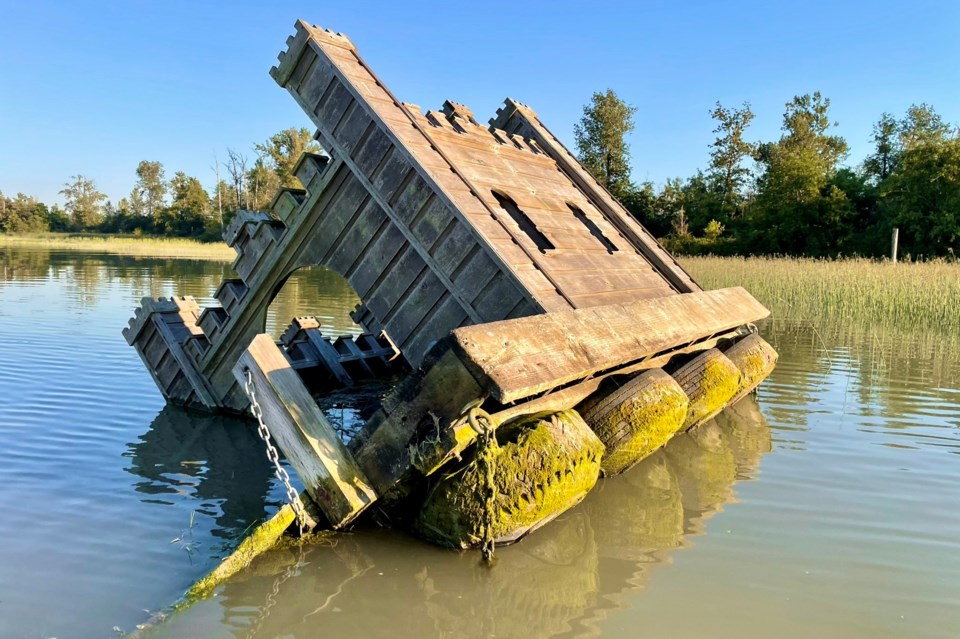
(265, 265, 405, 442)
(265, 265, 361, 339)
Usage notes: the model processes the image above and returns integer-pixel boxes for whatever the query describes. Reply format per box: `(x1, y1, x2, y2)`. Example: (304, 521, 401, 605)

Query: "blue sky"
(2, 0, 958, 205)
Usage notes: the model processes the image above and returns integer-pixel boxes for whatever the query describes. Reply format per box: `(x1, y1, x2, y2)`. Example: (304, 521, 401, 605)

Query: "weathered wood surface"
(451, 287, 769, 404)
(490, 98, 701, 296)
(351, 346, 484, 495)
(402, 328, 742, 478)
(233, 334, 377, 528)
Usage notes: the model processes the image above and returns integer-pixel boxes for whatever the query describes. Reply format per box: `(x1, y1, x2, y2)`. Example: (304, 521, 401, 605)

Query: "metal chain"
(468, 405, 498, 563)
(245, 369, 308, 537)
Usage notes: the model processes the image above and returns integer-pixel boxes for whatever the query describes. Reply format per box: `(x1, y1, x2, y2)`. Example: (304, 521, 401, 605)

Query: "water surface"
(0, 247, 957, 639)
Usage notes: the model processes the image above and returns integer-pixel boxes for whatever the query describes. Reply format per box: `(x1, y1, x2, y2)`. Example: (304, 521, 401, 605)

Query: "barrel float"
(415, 410, 604, 548)
(672, 348, 742, 430)
(578, 369, 689, 476)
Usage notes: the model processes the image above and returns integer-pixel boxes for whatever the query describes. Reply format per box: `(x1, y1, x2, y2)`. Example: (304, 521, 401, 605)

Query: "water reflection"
(125, 406, 275, 542)
(157, 395, 772, 639)
(3, 246, 959, 639)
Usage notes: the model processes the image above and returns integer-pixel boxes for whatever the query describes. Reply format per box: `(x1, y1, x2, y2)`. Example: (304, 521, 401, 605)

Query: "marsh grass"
(0, 233, 233, 260)
(682, 256, 960, 331)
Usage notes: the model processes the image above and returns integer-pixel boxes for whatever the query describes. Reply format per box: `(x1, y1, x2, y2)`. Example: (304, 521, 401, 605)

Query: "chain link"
(245, 369, 309, 537)
(468, 405, 498, 563)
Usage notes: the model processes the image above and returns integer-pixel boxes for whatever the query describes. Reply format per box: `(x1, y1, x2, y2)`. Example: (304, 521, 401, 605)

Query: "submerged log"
(672, 348, 742, 430)
(578, 369, 689, 476)
(415, 410, 603, 548)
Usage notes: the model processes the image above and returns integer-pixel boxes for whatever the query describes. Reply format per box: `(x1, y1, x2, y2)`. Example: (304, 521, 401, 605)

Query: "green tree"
(620, 181, 662, 234)
(747, 92, 851, 255)
(60, 175, 107, 229)
(130, 160, 167, 224)
(160, 172, 212, 236)
(247, 156, 281, 211)
(863, 113, 900, 182)
(899, 103, 952, 150)
(574, 89, 638, 199)
(708, 101, 755, 220)
(255, 128, 319, 189)
(881, 132, 960, 257)
(0, 192, 50, 233)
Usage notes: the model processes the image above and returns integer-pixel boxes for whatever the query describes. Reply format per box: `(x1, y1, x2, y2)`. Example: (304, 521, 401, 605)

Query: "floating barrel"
(722, 333, 779, 403)
(578, 369, 689, 476)
(672, 348, 742, 430)
(415, 410, 603, 548)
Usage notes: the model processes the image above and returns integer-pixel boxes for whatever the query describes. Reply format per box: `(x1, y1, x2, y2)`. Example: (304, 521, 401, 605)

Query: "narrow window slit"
(491, 191, 554, 253)
(568, 204, 618, 254)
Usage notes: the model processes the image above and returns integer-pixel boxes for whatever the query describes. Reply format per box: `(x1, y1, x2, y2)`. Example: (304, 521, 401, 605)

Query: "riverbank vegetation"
(3, 93, 957, 260)
(0, 233, 234, 260)
(0, 128, 318, 241)
(578, 93, 959, 259)
(682, 256, 960, 330)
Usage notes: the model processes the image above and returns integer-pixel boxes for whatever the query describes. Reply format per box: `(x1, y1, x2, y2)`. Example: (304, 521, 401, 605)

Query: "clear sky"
(2, 0, 958, 206)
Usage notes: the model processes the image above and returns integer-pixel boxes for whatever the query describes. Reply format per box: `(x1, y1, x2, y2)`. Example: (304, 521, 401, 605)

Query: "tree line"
(575, 91, 959, 259)
(0, 128, 319, 241)
(3, 96, 958, 259)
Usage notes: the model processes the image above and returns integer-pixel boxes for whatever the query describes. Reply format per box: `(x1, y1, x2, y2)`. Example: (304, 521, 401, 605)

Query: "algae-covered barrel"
(578, 369, 689, 476)
(672, 348, 742, 430)
(723, 333, 779, 403)
(415, 410, 604, 548)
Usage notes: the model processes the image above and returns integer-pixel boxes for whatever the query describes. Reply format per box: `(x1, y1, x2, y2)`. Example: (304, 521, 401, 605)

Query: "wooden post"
(233, 334, 377, 528)
(891, 227, 900, 263)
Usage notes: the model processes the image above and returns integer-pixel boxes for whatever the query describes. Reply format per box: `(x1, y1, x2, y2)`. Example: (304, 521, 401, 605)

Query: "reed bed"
(682, 256, 960, 331)
(0, 233, 234, 261)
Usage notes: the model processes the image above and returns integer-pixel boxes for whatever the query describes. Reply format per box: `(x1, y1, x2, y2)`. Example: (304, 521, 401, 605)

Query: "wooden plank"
(303, 330, 353, 386)
(315, 80, 354, 131)
(493, 100, 700, 294)
(472, 271, 526, 323)
(451, 287, 770, 403)
(353, 127, 392, 177)
(364, 245, 425, 320)
(325, 199, 387, 275)
(386, 270, 447, 347)
(431, 218, 477, 276)
(150, 314, 219, 408)
(289, 36, 543, 322)
(566, 287, 672, 308)
(348, 222, 406, 298)
(234, 334, 376, 528)
(402, 293, 469, 364)
(353, 346, 484, 494)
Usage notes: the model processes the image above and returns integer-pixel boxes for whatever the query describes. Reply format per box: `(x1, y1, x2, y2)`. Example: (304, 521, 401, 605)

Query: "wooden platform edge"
(450, 287, 770, 403)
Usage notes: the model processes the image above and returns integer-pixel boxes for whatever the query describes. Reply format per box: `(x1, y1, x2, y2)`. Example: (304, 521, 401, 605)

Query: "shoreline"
(0, 233, 234, 261)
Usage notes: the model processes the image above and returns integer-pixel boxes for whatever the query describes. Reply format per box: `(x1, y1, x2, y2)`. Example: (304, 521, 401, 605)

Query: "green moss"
(724, 335, 779, 402)
(588, 372, 689, 476)
(680, 350, 742, 430)
(181, 504, 296, 606)
(415, 410, 604, 549)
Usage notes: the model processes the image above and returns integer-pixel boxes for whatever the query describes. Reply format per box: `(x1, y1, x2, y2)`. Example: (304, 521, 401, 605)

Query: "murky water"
(0, 247, 958, 639)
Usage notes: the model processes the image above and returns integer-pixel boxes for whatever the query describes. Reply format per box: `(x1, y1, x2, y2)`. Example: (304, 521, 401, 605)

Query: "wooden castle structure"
(125, 20, 778, 552)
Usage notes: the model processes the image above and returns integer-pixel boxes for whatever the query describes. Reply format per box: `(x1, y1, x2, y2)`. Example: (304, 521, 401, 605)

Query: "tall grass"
(0, 233, 233, 261)
(682, 256, 960, 330)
